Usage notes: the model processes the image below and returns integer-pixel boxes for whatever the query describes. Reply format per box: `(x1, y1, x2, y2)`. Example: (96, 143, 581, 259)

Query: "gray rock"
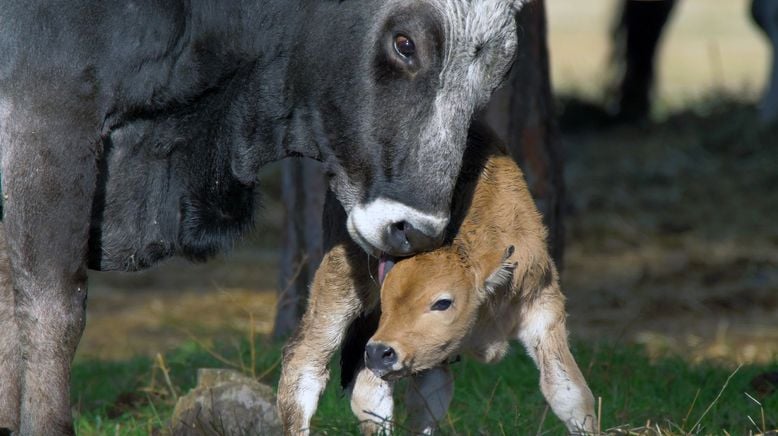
(171, 368, 281, 435)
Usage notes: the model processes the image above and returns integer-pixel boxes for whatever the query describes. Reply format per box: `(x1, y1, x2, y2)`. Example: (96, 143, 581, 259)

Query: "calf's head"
(366, 245, 517, 378)
(290, 0, 524, 256)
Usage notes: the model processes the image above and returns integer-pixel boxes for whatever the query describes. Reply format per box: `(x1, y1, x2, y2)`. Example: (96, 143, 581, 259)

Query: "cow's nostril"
(385, 220, 443, 256)
(387, 221, 411, 252)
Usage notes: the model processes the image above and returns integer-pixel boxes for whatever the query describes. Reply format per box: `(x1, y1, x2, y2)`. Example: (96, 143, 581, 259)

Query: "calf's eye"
(394, 34, 416, 58)
(431, 298, 452, 311)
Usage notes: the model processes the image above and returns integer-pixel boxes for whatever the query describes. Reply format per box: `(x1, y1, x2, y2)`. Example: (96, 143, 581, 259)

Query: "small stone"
(171, 368, 280, 435)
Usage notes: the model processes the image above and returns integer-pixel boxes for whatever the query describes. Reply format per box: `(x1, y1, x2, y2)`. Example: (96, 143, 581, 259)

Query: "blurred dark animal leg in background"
(273, 159, 326, 339)
(610, 0, 677, 122)
(752, 0, 778, 123)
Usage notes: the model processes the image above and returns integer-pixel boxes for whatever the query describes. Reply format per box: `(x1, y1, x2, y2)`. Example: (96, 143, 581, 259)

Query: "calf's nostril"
(365, 342, 397, 371)
(382, 346, 396, 363)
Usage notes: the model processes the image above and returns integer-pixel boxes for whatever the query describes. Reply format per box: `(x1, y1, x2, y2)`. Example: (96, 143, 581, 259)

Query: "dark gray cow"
(0, 0, 524, 434)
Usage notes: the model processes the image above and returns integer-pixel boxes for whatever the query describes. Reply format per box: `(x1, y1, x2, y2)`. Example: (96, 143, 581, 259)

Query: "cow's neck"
(106, 0, 369, 176)
(185, 0, 361, 167)
(187, 0, 306, 61)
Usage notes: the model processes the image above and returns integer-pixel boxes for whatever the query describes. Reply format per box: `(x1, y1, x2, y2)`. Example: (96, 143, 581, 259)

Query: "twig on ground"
(681, 387, 701, 432)
(535, 405, 549, 436)
(156, 353, 178, 401)
(690, 363, 742, 433)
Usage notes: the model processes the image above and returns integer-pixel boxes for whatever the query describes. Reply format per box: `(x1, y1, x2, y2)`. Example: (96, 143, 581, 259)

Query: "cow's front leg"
(0, 227, 20, 432)
(404, 365, 454, 435)
(517, 281, 596, 434)
(2, 112, 97, 434)
(277, 241, 376, 435)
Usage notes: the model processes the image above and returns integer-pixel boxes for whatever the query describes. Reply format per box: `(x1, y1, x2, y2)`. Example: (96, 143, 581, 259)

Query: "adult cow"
(0, 0, 524, 434)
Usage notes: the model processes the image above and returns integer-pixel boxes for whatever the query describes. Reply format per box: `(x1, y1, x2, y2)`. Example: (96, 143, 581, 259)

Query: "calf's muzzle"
(365, 342, 398, 377)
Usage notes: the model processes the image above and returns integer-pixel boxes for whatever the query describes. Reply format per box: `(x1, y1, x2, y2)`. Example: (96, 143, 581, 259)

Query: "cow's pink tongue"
(377, 253, 396, 285)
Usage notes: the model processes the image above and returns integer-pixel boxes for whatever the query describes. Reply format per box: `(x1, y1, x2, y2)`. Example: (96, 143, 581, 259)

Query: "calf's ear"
(483, 245, 517, 293)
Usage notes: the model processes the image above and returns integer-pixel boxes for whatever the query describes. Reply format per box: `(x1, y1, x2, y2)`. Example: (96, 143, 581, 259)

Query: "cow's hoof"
(0, 427, 13, 436)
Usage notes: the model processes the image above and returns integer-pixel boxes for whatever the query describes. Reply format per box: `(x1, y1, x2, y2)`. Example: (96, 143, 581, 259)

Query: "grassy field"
(72, 336, 778, 435)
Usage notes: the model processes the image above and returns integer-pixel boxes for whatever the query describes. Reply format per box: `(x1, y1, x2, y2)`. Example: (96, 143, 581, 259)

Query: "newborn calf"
(278, 123, 595, 434)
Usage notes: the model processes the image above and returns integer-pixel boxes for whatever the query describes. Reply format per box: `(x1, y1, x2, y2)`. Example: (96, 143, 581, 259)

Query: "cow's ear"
(484, 245, 517, 293)
(509, 0, 529, 14)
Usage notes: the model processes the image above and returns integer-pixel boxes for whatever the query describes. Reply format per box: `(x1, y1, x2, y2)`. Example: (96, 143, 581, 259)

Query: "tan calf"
(277, 123, 596, 434)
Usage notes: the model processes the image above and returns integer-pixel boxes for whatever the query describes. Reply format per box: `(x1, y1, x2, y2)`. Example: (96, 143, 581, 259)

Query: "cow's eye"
(394, 34, 416, 58)
(431, 298, 452, 311)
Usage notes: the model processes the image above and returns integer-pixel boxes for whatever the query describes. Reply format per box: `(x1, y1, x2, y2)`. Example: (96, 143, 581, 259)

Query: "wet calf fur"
(278, 124, 596, 434)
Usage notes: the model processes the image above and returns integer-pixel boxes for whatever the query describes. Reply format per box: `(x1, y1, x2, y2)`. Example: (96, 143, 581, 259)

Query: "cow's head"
(365, 245, 516, 378)
(290, 0, 524, 256)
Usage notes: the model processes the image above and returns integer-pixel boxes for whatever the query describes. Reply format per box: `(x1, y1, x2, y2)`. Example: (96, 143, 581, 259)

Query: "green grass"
(71, 338, 777, 435)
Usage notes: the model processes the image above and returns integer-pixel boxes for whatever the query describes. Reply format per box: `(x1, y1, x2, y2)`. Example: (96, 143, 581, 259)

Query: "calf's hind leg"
(517, 280, 596, 434)
(404, 365, 454, 434)
(0, 227, 20, 432)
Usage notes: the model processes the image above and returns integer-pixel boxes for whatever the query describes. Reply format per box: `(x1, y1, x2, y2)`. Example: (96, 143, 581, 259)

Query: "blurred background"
(549, 0, 769, 110)
(79, 0, 776, 404)
(82, 0, 777, 364)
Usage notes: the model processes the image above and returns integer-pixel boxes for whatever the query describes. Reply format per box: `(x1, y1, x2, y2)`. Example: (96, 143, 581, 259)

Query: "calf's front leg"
(277, 240, 376, 434)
